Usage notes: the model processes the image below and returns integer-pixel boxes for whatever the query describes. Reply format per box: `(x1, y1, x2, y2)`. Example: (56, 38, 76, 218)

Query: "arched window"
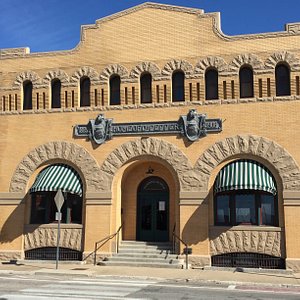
(172, 70, 185, 102)
(29, 164, 83, 224)
(23, 80, 33, 110)
(214, 160, 278, 226)
(51, 79, 61, 108)
(110, 75, 121, 105)
(205, 68, 219, 100)
(140, 72, 152, 103)
(276, 63, 291, 96)
(80, 77, 90, 107)
(239, 66, 254, 98)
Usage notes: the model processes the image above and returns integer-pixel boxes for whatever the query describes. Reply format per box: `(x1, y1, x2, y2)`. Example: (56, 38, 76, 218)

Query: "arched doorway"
(137, 176, 169, 242)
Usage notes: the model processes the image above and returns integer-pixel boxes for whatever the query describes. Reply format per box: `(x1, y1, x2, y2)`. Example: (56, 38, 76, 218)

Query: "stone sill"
(24, 223, 83, 231)
(209, 225, 283, 232)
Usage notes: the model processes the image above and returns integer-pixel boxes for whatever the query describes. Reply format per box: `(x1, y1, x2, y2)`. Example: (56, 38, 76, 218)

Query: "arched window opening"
(110, 75, 121, 105)
(51, 79, 61, 108)
(23, 80, 33, 110)
(214, 160, 278, 226)
(276, 63, 291, 96)
(140, 72, 152, 103)
(80, 77, 90, 107)
(30, 164, 83, 224)
(172, 70, 185, 102)
(239, 66, 254, 98)
(205, 68, 219, 100)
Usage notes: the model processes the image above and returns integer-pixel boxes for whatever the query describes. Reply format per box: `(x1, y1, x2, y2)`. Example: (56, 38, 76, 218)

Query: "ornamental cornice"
(99, 64, 129, 83)
(71, 66, 100, 82)
(265, 51, 300, 72)
(228, 54, 264, 75)
(194, 56, 227, 75)
(14, 71, 41, 88)
(161, 59, 194, 78)
(43, 69, 69, 84)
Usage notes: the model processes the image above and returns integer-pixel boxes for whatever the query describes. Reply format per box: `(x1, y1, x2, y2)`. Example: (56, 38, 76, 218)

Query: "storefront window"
(30, 191, 82, 224)
(215, 191, 277, 226)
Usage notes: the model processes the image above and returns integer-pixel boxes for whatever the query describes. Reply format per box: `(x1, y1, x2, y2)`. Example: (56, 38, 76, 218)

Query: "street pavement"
(0, 261, 300, 292)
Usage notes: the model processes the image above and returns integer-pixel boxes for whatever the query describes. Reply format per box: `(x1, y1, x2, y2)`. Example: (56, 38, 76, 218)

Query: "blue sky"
(1, 0, 300, 52)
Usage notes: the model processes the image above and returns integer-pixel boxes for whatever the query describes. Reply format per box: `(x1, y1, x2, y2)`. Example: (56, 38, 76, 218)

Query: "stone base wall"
(188, 255, 211, 268)
(24, 224, 83, 251)
(82, 252, 110, 264)
(0, 250, 23, 261)
(210, 226, 284, 258)
(286, 259, 300, 271)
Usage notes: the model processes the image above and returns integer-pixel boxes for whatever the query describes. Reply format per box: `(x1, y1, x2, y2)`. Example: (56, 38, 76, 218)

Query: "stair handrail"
(94, 223, 123, 265)
(172, 224, 189, 270)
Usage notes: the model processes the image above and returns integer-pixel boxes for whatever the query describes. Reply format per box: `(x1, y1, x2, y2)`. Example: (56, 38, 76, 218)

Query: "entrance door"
(137, 177, 169, 242)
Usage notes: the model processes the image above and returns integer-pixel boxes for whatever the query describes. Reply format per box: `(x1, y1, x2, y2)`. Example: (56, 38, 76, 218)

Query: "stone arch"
(9, 141, 102, 194)
(130, 62, 161, 79)
(228, 54, 264, 75)
(14, 71, 41, 88)
(71, 66, 99, 83)
(194, 134, 300, 192)
(265, 51, 300, 72)
(99, 64, 129, 83)
(98, 137, 195, 192)
(195, 56, 227, 75)
(161, 59, 193, 78)
(43, 69, 69, 84)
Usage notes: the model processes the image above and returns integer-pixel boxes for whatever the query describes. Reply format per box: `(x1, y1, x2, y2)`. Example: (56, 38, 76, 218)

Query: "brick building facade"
(1, 2, 300, 270)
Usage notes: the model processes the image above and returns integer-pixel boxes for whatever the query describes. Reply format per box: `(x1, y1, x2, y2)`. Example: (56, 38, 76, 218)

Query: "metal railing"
(94, 223, 123, 265)
(172, 224, 190, 269)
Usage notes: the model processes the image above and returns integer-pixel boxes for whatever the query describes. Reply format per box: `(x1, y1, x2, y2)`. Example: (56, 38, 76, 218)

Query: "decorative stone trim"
(14, 71, 41, 88)
(24, 225, 82, 251)
(71, 66, 100, 82)
(98, 137, 194, 192)
(195, 134, 300, 191)
(210, 227, 283, 257)
(130, 62, 161, 79)
(228, 54, 264, 75)
(161, 59, 194, 78)
(265, 51, 300, 71)
(99, 64, 129, 83)
(43, 69, 69, 84)
(9, 141, 101, 194)
(194, 56, 227, 75)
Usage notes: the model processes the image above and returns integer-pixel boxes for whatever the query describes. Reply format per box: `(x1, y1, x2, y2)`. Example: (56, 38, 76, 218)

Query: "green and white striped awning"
(30, 164, 82, 196)
(214, 160, 277, 195)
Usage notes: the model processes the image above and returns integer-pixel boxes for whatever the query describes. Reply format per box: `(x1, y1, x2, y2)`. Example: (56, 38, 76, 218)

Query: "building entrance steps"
(98, 241, 184, 269)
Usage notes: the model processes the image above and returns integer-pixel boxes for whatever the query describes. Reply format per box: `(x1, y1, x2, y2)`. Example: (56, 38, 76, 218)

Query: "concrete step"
(105, 256, 183, 264)
(112, 253, 179, 259)
(98, 260, 183, 269)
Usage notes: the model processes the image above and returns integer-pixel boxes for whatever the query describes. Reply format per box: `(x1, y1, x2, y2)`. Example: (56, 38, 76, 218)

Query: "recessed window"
(140, 72, 152, 103)
(172, 70, 185, 102)
(80, 77, 90, 107)
(110, 75, 121, 105)
(205, 68, 218, 100)
(30, 164, 83, 224)
(275, 63, 291, 96)
(51, 79, 61, 108)
(214, 160, 278, 226)
(23, 80, 33, 110)
(239, 66, 254, 98)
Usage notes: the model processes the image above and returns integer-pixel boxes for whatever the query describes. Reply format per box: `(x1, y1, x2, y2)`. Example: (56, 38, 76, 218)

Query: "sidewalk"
(1, 261, 300, 289)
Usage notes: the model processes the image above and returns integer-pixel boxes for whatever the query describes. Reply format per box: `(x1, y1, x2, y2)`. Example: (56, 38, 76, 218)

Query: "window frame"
(275, 63, 291, 96)
(140, 72, 152, 103)
(30, 191, 83, 225)
(80, 76, 91, 107)
(214, 190, 278, 227)
(172, 70, 185, 102)
(109, 75, 121, 105)
(23, 80, 33, 110)
(51, 79, 61, 108)
(239, 66, 254, 98)
(205, 68, 219, 100)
